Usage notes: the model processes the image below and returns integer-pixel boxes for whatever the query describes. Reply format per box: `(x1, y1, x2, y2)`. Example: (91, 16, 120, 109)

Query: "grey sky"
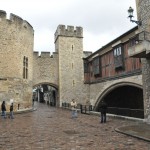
(1, 0, 137, 53)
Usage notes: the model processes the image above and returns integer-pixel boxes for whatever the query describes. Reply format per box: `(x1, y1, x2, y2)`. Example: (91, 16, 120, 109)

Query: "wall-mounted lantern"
(128, 6, 142, 26)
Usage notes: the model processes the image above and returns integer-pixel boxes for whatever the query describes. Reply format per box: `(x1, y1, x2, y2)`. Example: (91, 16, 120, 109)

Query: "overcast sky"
(1, 0, 137, 53)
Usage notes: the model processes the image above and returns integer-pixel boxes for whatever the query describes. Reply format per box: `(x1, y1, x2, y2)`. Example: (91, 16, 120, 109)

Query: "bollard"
(64, 102, 66, 108)
(80, 105, 83, 113)
(89, 105, 92, 111)
(85, 105, 86, 113)
(18, 104, 20, 110)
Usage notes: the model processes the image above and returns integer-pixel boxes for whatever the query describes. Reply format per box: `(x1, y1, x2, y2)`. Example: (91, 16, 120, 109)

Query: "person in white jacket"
(70, 99, 77, 118)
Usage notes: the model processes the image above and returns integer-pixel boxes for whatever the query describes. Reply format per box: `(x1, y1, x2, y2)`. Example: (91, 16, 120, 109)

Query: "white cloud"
(1, 0, 137, 53)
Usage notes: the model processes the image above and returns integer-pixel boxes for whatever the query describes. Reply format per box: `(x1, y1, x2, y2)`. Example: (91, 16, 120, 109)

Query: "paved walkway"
(0, 102, 150, 150)
(115, 123, 150, 142)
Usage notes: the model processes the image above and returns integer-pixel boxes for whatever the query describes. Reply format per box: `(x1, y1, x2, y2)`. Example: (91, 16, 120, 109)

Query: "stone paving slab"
(115, 123, 150, 142)
(0, 102, 150, 150)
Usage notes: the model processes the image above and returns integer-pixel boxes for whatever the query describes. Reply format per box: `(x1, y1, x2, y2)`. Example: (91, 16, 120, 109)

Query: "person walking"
(99, 101, 107, 123)
(1, 101, 7, 118)
(70, 99, 77, 118)
(9, 103, 14, 119)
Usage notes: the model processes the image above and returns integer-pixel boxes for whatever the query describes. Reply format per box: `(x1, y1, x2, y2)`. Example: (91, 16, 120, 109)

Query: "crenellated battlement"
(54, 24, 83, 42)
(0, 10, 33, 31)
(33, 51, 58, 59)
(0, 10, 6, 19)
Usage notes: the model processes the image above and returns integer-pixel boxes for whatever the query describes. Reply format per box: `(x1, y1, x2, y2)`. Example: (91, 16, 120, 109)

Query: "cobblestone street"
(0, 102, 150, 150)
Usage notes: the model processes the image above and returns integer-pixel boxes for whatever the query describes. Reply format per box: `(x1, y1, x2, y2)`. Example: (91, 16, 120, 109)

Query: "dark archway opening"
(33, 84, 58, 107)
(97, 85, 144, 118)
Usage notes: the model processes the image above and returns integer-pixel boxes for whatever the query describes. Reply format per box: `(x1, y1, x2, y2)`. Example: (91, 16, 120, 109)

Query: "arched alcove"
(95, 83, 144, 118)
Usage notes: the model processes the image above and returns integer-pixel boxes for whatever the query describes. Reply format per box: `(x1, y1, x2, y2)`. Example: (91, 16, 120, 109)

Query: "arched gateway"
(33, 83, 58, 106)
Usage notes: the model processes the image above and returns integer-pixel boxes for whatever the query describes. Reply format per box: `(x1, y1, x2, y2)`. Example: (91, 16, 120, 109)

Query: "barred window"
(113, 45, 124, 69)
(114, 47, 122, 56)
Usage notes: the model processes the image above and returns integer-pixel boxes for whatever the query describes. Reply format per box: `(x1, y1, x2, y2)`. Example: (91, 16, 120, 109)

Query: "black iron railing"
(62, 102, 70, 108)
(107, 107, 144, 119)
(80, 105, 93, 114)
(61, 103, 144, 119)
(61, 103, 93, 114)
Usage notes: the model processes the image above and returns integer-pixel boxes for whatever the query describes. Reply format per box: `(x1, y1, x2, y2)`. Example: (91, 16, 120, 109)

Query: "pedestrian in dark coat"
(1, 101, 6, 118)
(99, 101, 107, 123)
(10, 103, 14, 119)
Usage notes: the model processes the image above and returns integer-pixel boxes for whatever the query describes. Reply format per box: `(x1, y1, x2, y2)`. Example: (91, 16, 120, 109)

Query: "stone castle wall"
(33, 51, 58, 88)
(136, 0, 150, 120)
(0, 10, 34, 110)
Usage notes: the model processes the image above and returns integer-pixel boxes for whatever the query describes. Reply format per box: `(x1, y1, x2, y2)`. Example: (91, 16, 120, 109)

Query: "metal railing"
(61, 103, 144, 119)
(62, 102, 70, 108)
(107, 107, 144, 119)
(80, 105, 93, 114)
(61, 102, 93, 114)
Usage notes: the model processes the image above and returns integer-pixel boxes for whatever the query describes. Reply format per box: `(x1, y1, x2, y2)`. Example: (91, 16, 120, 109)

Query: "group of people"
(70, 99, 108, 123)
(1, 98, 107, 122)
(1, 101, 14, 119)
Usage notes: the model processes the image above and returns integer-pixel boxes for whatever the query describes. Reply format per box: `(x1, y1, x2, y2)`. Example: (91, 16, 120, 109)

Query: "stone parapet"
(0, 10, 33, 32)
(54, 24, 83, 42)
(33, 51, 58, 59)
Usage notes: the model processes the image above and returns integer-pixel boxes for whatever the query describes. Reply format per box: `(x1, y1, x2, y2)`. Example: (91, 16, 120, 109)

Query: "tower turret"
(0, 10, 34, 110)
(54, 25, 88, 106)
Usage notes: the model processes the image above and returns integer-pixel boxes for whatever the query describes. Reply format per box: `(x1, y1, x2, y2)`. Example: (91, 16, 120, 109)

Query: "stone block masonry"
(0, 10, 34, 110)
(136, 0, 150, 121)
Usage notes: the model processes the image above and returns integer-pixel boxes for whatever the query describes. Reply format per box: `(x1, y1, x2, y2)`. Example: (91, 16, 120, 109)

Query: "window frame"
(93, 56, 101, 76)
(113, 44, 124, 69)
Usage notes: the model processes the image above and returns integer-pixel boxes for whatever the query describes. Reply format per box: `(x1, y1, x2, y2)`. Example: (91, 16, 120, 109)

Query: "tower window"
(23, 56, 28, 79)
(72, 80, 75, 87)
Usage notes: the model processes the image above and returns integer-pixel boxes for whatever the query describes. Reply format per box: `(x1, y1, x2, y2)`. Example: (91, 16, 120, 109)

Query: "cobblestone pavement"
(0, 102, 150, 150)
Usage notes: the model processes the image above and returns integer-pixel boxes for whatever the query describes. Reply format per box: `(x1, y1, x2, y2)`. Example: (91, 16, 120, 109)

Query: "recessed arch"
(95, 81, 142, 108)
(33, 82, 58, 90)
(94, 82, 144, 118)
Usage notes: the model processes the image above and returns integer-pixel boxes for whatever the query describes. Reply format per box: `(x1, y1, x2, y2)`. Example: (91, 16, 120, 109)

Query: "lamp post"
(128, 6, 142, 26)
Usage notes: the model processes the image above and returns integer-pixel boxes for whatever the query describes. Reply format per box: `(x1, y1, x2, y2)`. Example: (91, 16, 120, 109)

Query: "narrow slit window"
(23, 56, 28, 79)
(72, 80, 75, 86)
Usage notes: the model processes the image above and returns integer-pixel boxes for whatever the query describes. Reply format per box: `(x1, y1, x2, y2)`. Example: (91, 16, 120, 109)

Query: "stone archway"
(33, 82, 58, 107)
(94, 82, 144, 118)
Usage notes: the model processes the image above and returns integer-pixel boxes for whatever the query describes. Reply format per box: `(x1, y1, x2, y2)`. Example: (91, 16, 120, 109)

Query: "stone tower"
(0, 10, 34, 110)
(54, 25, 89, 106)
(136, 0, 150, 122)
